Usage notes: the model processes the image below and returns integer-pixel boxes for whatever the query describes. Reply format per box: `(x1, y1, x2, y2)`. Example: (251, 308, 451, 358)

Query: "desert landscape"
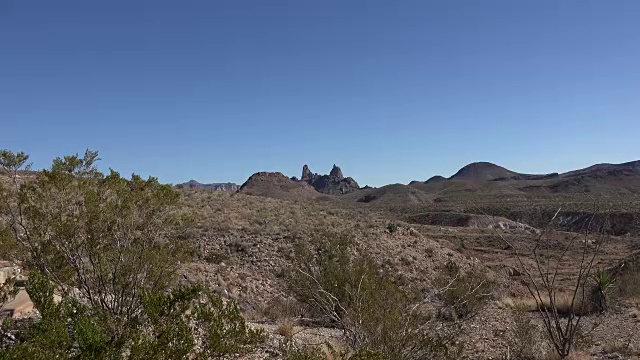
(3, 1, 639, 359)
(2, 154, 639, 359)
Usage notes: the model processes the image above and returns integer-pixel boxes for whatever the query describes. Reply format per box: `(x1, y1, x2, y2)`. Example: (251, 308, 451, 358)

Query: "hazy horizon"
(3, 1, 639, 187)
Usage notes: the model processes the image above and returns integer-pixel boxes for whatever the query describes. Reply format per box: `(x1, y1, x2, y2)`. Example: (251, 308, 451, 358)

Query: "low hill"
(424, 175, 447, 184)
(411, 178, 526, 197)
(562, 160, 640, 178)
(408, 160, 640, 196)
(237, 172, 325, 200)
(520, 160, 640, 194)
(341, 183, 434, 206)
(234, 159, 640, 211)
(449, 162, 520, 181)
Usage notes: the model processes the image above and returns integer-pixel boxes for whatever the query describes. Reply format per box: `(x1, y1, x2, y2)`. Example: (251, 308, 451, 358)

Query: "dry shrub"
(287, 232, 460, 360)
(277, 319, 296, 338)
(203, 250, 230, 265)
(603, 339, 639, 357)
(508, 305, 542, 359)
(281, 342, 385, 360)
(543, 350, 592, 360)
(281, 345, 327, 360)
(612, 260, 640, 301)
(492, 209, 610, 359)
(434, 260, 494, 320)
(262, 296, 307, 321)
(541, 292, 592, 317)
(501, 292, 598, 317)
(425, 246, 436, 257)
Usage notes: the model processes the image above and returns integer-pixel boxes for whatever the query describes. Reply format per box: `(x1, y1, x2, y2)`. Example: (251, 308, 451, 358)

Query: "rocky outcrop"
(329, 164, 344, 179)
(407, 212, 539, 234)
(298, 164, 360, 195)
(177, 180, 238, 192)
(301, 165, 313, 182)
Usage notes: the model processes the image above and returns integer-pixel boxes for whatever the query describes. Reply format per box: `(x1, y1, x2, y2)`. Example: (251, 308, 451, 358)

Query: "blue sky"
(1, 1, 639, 186)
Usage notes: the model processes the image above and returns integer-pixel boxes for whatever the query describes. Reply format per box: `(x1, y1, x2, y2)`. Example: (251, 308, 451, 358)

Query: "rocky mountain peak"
(301, 164, 313, 181)
(297, 163, 359, 195)
(329, 164, 344, 179)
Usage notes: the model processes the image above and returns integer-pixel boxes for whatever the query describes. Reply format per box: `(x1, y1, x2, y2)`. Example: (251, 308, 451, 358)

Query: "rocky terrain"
(208, 159, 640, 358)
(169, 189, 640, 358)
(3, 159, 640, 359)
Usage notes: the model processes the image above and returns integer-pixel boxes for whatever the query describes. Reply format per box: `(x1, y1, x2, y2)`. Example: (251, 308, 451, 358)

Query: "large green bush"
(0, 149, 263, 358)
(0, 272, 263, 359)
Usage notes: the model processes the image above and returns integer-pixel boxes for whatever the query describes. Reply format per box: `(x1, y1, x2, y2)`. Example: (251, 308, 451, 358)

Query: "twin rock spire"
(299, 164, 357, 195)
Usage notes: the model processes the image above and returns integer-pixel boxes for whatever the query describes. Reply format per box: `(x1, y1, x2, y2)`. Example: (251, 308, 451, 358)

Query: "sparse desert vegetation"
(2, 149, 640, 359)
(4, 0, 640, 357)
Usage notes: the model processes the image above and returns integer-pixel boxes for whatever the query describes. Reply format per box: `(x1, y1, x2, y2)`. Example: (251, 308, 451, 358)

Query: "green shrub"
(589, 269, 615, 313)
(0, 273, 263, 359)
(192, 289, 265, 358)
(0, 277, 16, 308)
(280, 340, 385, 360)
(287, 232, 354, 322)
(0, 149, 189, 333)
(0, 149, 263, 359)
(287, 232, 459, 360)
(280, 341, 326, 360)
(0, 271, 118, 360)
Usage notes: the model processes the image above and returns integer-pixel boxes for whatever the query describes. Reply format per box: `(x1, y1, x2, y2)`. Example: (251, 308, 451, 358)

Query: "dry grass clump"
(612, 261, 640, 301)
(263, 296, 307, 320)
(603, 340, 639, 357)
(508, 305, 542, 359)
(543, 350, 592, 360)
(433, 260, 495, 320)
(277, 318, 296, 338)
(499, 292, 595, 317)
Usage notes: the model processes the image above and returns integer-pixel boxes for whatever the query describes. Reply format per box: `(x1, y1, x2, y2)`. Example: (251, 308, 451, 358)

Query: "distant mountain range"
(434, 160, 640, 182)
(229, 159, 640, 202)
(176, 180, 239, 192)
(236, 164, 360, 199)
(177, 159, 640, 200)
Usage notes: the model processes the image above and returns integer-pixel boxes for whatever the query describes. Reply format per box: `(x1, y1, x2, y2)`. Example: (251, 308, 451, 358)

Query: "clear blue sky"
(2, 1, 639, 186)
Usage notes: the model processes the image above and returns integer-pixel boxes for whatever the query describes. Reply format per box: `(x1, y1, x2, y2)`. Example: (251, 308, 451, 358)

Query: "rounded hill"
(449, 162, 518, 181)
(237, 172, 324, 200)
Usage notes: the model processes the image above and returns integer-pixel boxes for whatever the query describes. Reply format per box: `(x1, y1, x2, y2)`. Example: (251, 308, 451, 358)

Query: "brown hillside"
(343, 183, 435, 206)
(237, 172, 326, 200)
(449, 162, 519, 181)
